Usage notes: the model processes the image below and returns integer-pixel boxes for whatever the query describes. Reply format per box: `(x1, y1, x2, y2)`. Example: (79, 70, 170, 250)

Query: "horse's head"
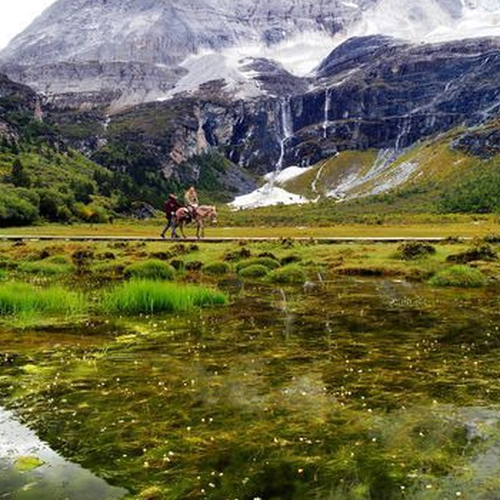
(209, 206, 218, 224)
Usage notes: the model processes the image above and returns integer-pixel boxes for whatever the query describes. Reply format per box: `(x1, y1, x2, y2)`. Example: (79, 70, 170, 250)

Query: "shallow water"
(1, 278, 500, 499)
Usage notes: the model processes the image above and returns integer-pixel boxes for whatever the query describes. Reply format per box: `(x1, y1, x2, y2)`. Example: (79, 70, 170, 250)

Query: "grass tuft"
(18, 261, 75, 276)
(0, 283, 85, 317)
(430, 265, 486, 288)
(202, 262, 231, 276)
(124, 260, 176, 281)
(269, 265, 307, 285)
(236, 257, 280, 272)
(104, 280, 228, 315)
(238, 264, 270, 278)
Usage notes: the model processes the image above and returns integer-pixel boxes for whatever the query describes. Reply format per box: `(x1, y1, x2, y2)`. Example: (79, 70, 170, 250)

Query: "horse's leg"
(171, 218, 178, 239)
(196, 219, 201, 239)
(201, 220, 205, 239)
(180, 220, 187, 239)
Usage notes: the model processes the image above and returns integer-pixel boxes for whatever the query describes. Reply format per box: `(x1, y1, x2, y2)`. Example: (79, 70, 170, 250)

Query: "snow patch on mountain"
(230, 166, 312, 209)
(351, 0, 500, 44)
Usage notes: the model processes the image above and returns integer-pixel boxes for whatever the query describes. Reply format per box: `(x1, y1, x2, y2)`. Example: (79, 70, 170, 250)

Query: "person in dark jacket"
(161, 194, 183, 239)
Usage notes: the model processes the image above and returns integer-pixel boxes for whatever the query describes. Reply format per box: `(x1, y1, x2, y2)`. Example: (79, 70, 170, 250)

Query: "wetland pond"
(1, 278, 500, 499)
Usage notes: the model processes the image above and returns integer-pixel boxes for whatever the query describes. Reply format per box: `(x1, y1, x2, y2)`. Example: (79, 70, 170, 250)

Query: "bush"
(280, 254, 302, 266)
(203, 262, 231, 276)
(446, 244, 498, 264)
(397, 241, 437, 261)
(239, 265, 270, 278)
(269, 265, 307, 284)
(124, 260, 175, 280)
(37, 188, 73, 222)
(0, 189, 38, 227)
(430, 265, 486, 288)
(0, 283, 84, 316)
(104, 280, 227, 315)
(236, 258, 280, 272)
(185, 261, 203, 272)
(223, 248, 252, 262)
(74, 203, 110, 223)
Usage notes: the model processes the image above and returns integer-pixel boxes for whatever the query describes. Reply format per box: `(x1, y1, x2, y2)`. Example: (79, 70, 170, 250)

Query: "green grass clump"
(430, 265, 486, 288)
(202, 262, 231, 276)
(124, 260, 175, 280)
(237, 257, 280, 272)
(18, 260, 75, 276)
(238, 264, 270, 279)
(0, 283, 84, 316)
(104, 280, 228, 315)
(269, 265, 307, 285)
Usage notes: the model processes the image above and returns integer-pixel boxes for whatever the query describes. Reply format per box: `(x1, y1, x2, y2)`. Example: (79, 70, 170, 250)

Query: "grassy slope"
(281, 129, 487, 215)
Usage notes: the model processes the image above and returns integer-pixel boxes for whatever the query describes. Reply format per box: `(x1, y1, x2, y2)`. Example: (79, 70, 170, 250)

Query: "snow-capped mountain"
(2, 0, 500, 106)
(2, 0, 500, 209)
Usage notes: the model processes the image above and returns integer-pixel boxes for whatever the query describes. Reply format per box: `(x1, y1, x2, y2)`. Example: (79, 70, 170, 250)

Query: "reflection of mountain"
(0, 407, 127, 499)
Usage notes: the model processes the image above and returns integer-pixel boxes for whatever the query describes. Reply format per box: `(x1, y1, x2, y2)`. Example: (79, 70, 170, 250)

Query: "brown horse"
(172, 205, 218, 239)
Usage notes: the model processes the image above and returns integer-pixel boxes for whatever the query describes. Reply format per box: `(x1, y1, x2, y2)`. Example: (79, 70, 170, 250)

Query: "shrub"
(0, 189, 38, 227)
(446, 244, 498, 264)
(223, 248, 252, 261)
(239, 265, 270, 278)
(124, 260, 175, 280)
(280, 254, 302, 266)
(430, 265, 486, 288)
(104, 280, 227, 315)
(0, 283, 84, 316)
(72, 248, 95, 274)
(269, 265, 307, 284)
(236, 258, 280, 272)
(19, 261, 75, 276)
(203, 262, 231, 276)
(397, 241, 437, 261)
(185, 261, 203, 272)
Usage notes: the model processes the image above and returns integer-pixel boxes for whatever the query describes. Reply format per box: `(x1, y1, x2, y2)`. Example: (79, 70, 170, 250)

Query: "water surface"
(1, 279, 500, 499)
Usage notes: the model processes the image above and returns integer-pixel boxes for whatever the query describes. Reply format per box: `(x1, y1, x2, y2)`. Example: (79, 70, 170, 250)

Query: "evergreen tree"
(10, 158, 31, 188)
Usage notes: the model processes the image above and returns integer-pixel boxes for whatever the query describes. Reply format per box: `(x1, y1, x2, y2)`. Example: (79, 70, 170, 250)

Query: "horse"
(172, 205, 218, 239)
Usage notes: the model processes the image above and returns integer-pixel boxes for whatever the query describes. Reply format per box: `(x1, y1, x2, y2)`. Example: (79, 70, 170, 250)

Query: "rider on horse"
(184, 186, 199, 219)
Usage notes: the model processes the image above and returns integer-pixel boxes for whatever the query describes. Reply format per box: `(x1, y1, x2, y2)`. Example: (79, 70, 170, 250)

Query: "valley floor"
(1, 216, 500, 239)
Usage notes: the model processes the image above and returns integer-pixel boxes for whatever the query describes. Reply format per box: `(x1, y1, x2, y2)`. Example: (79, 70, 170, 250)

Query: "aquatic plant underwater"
(0, 275, 500, 500)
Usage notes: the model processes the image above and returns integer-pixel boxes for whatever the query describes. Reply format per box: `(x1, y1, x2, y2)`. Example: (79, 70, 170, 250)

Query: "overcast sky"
(0, 0, 55, 49)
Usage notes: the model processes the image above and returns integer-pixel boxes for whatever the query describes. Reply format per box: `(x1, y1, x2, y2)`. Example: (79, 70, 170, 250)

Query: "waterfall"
(395, 116, 411, 150)
(323, 89, 331, 139)
(269, 96, 293, 189)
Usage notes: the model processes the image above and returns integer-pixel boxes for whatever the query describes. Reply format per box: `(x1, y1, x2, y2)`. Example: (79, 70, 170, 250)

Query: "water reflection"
(0, 407, 126, 499)
(0, 278, 500, 499)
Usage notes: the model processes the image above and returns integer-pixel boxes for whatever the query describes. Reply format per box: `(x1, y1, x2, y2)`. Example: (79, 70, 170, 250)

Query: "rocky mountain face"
(0, 74, 45, 142)
(46, 36, 500, 187)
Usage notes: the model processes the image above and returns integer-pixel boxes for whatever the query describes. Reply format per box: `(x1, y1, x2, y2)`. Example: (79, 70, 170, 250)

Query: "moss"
(203, 262, 231, 276)
(124, 260, 176, 281)
(430, 265, 486, 288)
(239, 264, 270, 278)
(14, 456, 45, 472)
(269, 264, 307, 285)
